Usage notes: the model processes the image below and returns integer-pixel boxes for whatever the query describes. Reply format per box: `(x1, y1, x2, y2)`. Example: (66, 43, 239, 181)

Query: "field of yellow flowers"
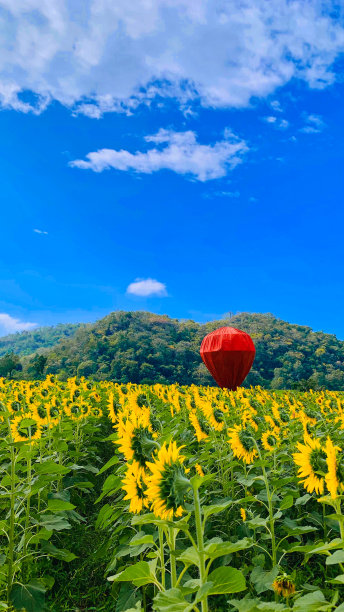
(2, 377, 344, 611)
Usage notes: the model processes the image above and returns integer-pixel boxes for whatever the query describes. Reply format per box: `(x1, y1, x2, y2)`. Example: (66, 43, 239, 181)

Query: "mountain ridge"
(1, 310, 344, 389)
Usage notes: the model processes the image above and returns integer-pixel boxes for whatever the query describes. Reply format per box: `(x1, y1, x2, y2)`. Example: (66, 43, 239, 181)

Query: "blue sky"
(1, 1, 344, 337)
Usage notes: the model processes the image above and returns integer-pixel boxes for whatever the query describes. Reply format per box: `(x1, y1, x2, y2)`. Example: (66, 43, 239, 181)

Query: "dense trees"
(0, 323, 81, 357)
(0, 353, 22, 377)
(2, 311, 344, 389)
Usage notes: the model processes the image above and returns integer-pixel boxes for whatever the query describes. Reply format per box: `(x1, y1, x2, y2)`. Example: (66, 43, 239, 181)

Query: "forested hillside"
(0, 323, 82, 357)
(1, 310, 343, 390)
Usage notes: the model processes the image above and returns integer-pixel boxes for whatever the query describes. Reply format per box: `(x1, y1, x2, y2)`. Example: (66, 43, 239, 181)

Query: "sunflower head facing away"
(10, 414, 41, 443)
(115, 415, 159, 466)
(146, 441, 190, 520)
(122, 461, 149, 514)
(261, 430, 280, 452)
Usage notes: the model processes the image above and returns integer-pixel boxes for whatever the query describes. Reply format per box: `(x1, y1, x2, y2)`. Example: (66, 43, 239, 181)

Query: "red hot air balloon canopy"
(200, 327, 255, 390)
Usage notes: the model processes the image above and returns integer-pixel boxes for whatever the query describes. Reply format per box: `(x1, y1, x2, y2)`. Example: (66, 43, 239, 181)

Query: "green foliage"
(0, 323, 82, 357)
(3, 311, 344, 389)
(0, 353, 21, 377)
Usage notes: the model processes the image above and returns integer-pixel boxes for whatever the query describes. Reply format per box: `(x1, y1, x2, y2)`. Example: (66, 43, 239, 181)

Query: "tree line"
(1, 311, 344, 390)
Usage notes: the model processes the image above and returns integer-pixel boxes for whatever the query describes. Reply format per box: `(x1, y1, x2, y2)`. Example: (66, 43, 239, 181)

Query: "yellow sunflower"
(240, 507, 246, 522)
(261, 430, 280, 452)
(107, 392, 117, 423)
(145, 441, 190, 520)
(115, 413, 158, 466)
(228, 426, 257, 464)
(195, 463, 204, 477)
(325, 437, 344, 499)
(10, 413, 41, 443)
(189, 411, 208, 442)
(122, 461, 149, 514)
(293, 437, 327, 495)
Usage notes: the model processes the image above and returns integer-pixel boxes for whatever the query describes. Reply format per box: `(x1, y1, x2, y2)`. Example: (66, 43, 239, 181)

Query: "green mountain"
(0, 312, 344, 390)
(0, 323, 82, 357)
(1, 310, 343, 390)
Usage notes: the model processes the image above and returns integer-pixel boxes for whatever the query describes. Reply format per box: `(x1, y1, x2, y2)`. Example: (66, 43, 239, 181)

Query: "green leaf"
(229, 601, 287, 612)
(47, 498, 76, 512)
(40, 541, 77, 562)
(108, 560, 158, 587)
(177, 546, 200, 567)
(34, 461, 70, 475)
(283, 525, 317, 536)
(205, 537, 253, 560)
(326, 513, 344, 523)
(98, 455, 119, 475)
(124, 603, 143, 612)
(280, 495, 293, 510)
(202, 498, 233, 521)
(10, 581, 46, 612)
(115, 583, 140, 612)
(247, 517, 268, 529)
(293, 590, 329, 611)
(250, 565, 279, 594)
(181, 579, 201, 594)
(153, 588, 193, 611)
(295, 494, 312, 506)
(326, 550, 344, 565)
(206, 566, 246, 595)
(287, 538, 343, 561)
(227, 598, 261, 612)
(129, 532, 154, 547)
(329, 574, 344, 584)
(36, 514, 71, 531)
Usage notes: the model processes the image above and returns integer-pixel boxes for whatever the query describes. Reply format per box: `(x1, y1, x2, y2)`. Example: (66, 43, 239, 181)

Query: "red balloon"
(200, 326, 255, 390)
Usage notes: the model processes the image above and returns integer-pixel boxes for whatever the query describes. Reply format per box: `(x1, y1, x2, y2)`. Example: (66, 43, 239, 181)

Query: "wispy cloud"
(0, 2, 343, 115)
(70, 129, 248, 182)
(204, 190, 240, 199)
(300, 114, 326, 134)
(270, 100, 283, 113)
(0, 313, 37, 335)
(263, 116, 289, 129)
(126, 278, 167, 297)
(33, 229, 48, 235)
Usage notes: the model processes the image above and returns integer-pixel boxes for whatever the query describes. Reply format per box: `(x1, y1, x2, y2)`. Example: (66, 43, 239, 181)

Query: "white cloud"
(0, 313, 37, 334)
(263, 116, 289, 129)
(300, 113, 326, 134)
(0, 1, 343, 115)
(270, 100, 283, 113)
(70, 129, 248, 181)
(126, 278, 167, 297)
(219, 190, 240, 198)
(33, 228, 48, 235)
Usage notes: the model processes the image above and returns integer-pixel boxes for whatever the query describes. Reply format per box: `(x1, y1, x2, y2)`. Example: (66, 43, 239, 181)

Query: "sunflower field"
(2, 378, 344, 610)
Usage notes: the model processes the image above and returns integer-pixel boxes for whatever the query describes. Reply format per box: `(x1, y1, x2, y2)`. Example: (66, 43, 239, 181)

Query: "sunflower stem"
(23, 431, 32, 580)
(254, 440, 277, 569)
(192, 481, 208, 612)
(335, 499, 344, 540)
(168, 527, 177, 588)
(158, 526, 165, 589)
(7, 420, 16, 603)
